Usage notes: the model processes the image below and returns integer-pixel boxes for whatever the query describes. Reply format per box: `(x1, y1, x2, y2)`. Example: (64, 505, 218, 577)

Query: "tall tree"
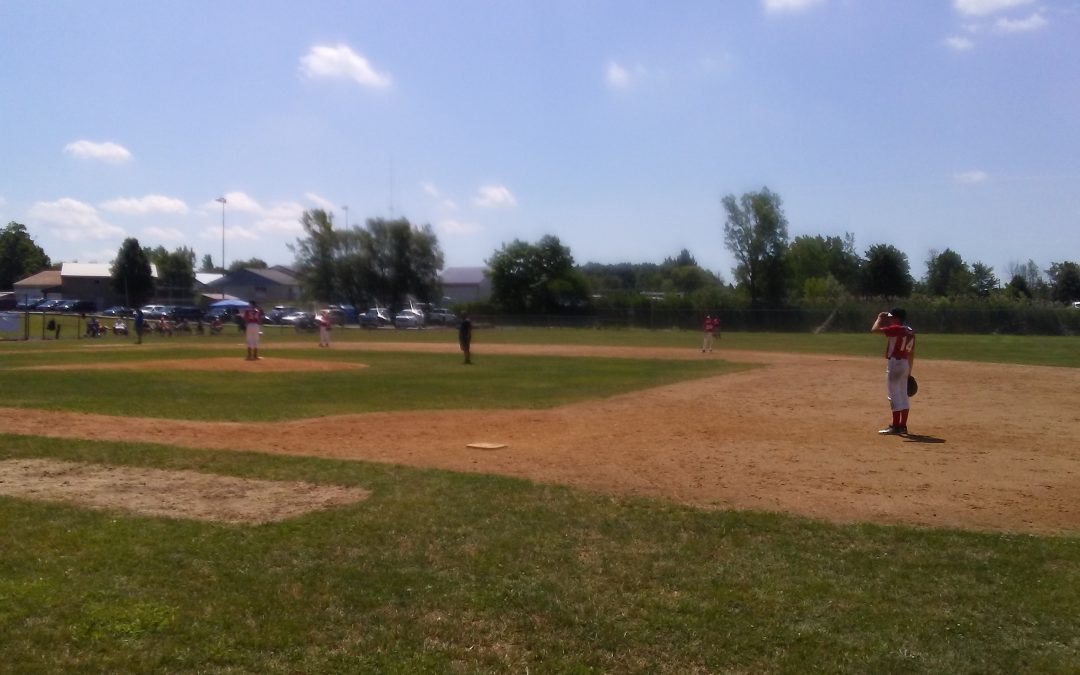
(1004, 273, 1033, 299)
(722, 187, 789, 306)
(924, 248, 972, 296)
(148, 246, 196, 302)
(860, 244, 913, 299)
(785, 233, 861, 298)
(290, 212, 444, 308)
(227, 258, 269, 272)
(0, 222, 51, 289)
(1047, 261, 1080, 304)
(487, 235, 589, 313)
(970, 262, 1000, 298)
(199, 254, 217, 273)
(358, 218, 444, 307)
(290, 209, 338, 303)
(111, 238, 155, 307)
(1006, 260, 1048, 300)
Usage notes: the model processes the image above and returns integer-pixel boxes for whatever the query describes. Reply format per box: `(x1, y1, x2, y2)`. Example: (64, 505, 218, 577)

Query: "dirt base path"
(3, 343, 1078, 534)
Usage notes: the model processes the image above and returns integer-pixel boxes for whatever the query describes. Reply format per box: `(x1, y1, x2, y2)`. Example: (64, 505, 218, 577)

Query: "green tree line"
(4, 189, 1078, 316)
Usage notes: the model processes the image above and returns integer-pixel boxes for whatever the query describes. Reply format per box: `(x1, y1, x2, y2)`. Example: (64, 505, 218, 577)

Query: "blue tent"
(209, 298, 250, 308)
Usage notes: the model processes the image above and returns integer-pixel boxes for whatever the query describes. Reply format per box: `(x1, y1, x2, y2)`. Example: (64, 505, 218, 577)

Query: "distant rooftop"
(61, 262, 158, 278)
(441, 267, 488, 285)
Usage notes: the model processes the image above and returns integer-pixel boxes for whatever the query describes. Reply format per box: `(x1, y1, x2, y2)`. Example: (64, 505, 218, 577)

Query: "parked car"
(101, 305, 136, 317)
(205, 307, 241, 327)
(326, 304, 358, 325)
(393, 308, 425, 329)
(281, 311, 316, 329)
(140, 304, 168, 320)
(35, 299, 64, 312)
(426, 307, 459, 326)
(15, 298, 42, 311)
(358, 307, 392, 328)
(265, 305, 299, 324)
(320, 306, 347, 326)
(166, 305, 205, 321)
(64, 300, 97, 314)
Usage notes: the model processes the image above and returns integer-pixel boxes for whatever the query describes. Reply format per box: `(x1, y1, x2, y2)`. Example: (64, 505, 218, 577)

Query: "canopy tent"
(209, 298, 251, 308)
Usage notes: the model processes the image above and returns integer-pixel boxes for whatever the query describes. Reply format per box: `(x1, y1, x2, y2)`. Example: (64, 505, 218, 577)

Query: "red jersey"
(882, 324, 915, 360)
(704, 317, 717, 333)
(242, 307, 263, 325)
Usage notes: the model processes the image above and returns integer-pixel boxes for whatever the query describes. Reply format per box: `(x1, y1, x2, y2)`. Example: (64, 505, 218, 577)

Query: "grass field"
(1, 330, 1078, 673)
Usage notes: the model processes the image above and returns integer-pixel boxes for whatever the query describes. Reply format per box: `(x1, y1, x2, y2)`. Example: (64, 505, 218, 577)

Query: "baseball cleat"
(878, 425, 902, 435)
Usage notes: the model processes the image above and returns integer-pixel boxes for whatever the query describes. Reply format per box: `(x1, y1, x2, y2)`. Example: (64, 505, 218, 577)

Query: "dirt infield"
(3, 342, 1078, 534)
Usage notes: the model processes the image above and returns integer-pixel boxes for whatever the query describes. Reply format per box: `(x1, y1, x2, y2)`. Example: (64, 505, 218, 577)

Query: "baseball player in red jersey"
(317, 310, 331, 347)
(242, 301, 264, 361)
(701, 314, 718, 353)
(871, 307, 915, 435)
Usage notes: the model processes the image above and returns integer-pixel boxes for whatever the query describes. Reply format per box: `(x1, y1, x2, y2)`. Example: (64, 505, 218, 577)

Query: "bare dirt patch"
(0, 458, 369, 524)
(2, 342, 1078, 534)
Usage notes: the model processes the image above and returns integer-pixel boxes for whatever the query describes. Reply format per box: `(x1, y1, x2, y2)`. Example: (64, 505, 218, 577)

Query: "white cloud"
(255, 202, 307, 234)
(606, 61, 632, 89)
(300, 44, 392, 88)
(77, 247, 122, 264)
(206, 192, 262, 214)
(304, 192, 336, 211)
(438, 219, 482, 236)
(199, 225, 258, 243)
(473, 185, 518, 209)
(63, 140, 133, 164)
(994, 12, 1047, 32)
(421, 182, 458, 210)
(945, 35, 976, 50)
(101, 194, 189, 215)
(28, 198, 125, 241)
(199, 193, 310, 245)
(142, 226, 186, 241)
(953, 0, 1033, 16)
(762, 0, 826, 13)
(954, 170, 990, 184)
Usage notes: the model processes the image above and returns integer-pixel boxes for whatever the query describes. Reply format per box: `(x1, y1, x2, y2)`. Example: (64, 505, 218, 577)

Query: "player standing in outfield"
(458, 314, 473, 364)
(701, 314, 719, 352)
(871, 307, 915, 435)
(316, 310, 332, 348)
(242, 301, 264, 361)
(134, 308, 145, 344)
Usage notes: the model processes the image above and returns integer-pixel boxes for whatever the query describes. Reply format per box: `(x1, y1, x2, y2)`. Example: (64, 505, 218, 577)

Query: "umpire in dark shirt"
(458, 314, 472, 364)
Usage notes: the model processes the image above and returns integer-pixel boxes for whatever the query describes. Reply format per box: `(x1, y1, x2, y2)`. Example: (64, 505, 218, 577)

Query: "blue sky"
(2, 0, 1077, 282)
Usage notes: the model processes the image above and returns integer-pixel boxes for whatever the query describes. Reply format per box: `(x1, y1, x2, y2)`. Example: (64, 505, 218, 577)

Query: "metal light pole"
(342, 205, 349, 229)
(215, 196, 227, 271)
(215, 196, 227, 300)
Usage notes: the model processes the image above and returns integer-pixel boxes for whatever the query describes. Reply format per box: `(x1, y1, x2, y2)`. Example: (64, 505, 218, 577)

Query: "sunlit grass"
(1, 437, 1077, 674)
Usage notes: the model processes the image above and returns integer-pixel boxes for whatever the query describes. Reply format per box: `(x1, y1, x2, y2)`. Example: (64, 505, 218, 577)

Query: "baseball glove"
(907, 375, 918, 397)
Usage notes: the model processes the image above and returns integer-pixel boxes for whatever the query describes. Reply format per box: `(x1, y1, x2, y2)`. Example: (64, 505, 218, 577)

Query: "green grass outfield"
(1, 331, 1078, 673)
(5, 321, 1079, 367)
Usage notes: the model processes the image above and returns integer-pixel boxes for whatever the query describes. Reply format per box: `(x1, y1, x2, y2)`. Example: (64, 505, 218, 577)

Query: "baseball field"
(1, 328, 1077, 673)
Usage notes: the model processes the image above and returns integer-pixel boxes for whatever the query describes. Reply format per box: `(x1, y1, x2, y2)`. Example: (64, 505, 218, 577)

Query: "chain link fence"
(467, 306, 1080, 335)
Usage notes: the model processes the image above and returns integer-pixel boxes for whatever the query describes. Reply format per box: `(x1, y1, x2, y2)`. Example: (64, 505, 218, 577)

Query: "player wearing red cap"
(242, 301, 264, 361)
(871, 307, 915, 435)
